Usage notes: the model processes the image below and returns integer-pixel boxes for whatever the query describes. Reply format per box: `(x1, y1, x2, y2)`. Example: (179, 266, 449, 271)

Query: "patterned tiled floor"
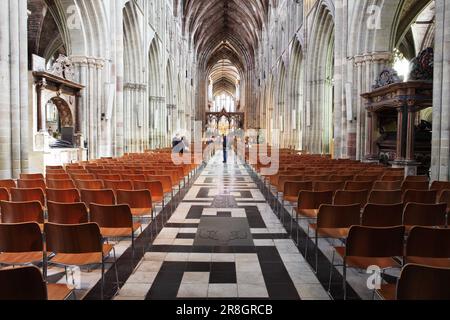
(114, 151, 330, 300)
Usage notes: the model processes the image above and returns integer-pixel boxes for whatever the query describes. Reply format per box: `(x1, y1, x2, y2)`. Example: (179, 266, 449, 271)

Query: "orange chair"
(403, 190, 437, 205)
(17, 179, 46, 190)
(46, 188, 80, 203)
(116, 189, 154, 222)
(10, 188, 46, 208)
(376, 264, 450, 300)
(0, 266, 73, 300)
(353, 174, 380, 182)
(80, 189, 116, 207)
(404, 176, 429, 182)
(333, 190, 369, 208)
(308, 204, 361, 271)
(76, 180, 104, 190)
(103, 180, 134, 192)
(368, 190, 403, 205)
(90, 204, 142, 251)
(97, 174, 122, 181)
(121, 174, 146, 182)
(344, 181, 374, 192)
(0, 188, 10, 202)
(134, 180, 165, 211)
(44, 223, 118, 297)
(293, 191, 333, 244)
(332, 226, 405, 299)
(362, 203, 404, 227)
(47, 201, 89, 224)
(20, 173, 44, 180)
(439, 190, 450, 213)
(430, 181, 450, 199)
(46, 173, 71, 181)
(0, 180, 16, 192)
(71, 173, 96, 181)
(372, 180, 402, 191)
(380, 175, 404, 182)
(401, 181, 429, 193)
(46, 179, 76, 190)
(313, 181, 345, 195)
(0, 201, 44, 227)
(403, 203, 447, 232)
(0, 222, 45, 267)
(405, 227, 450, 268)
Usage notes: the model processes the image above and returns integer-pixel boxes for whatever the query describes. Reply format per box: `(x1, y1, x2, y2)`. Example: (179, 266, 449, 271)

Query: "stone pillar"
(0, 0, 28, 179)
(431, 0, 450, 181)
(354, 52, 393, 160)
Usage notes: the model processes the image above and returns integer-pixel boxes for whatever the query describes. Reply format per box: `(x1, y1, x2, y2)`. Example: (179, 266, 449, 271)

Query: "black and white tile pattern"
(114, 151, 330, 300)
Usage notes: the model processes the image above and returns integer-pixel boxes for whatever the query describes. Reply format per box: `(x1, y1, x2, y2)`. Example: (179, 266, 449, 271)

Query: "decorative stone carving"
(49, 54, 75, 81)
(373, 68, 401, 89)
(409, 47, 434, 81)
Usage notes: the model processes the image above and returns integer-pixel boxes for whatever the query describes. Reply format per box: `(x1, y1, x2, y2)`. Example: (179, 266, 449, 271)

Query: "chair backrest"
(298, 191, 333, 210)
(116, 190, 152, 209)
(283, 181, 313, 199)
(277, 175, 304, 192)
(368, 190, 403, 205)
(333, 190, 369, 208)
(46, 179, 76, 189)
(10, 188, 46, 207)
(303, 175, 329, 182)
(89, 204, 133, 229)
(317, 204, 361, 229)
(354, 174, 380, 182)
(404, 176, 429, 182)
(0, 201, 44, 224)
(47, 165, 64, 170)
(396, 264, 450, 300)
(406, 227, 450, 260)
(145, 175, 173, 193)
(0, 266, 48, 300)
(46, 188, 80, 203)
(344, 181, 374, 192)
(76, 180, 104, 190)
(71, 173, 96, 181)
(121, 174, 146, 182)
(104, 180, 134, 192)
(80, 189, 116, 207)
(97, 174, 122, 181)
(17, 179, 46, 190)
(0, 179, 16, 191)
(133, 180, 164, 198)
(380, 175, 404, 182)
(401, 181, 429, 193)
(346, 226, 405, 258)
(439, 190, 450, 212)
(403, 202, 447, 228)
(430, 181, 450, 196)
(373, 180, 402, 191)
(20, 173, 44, 180)
(403, 190, 437, 205)
(0, 188, 9, 202)
(47, 201, 89, 225)
(46, 173, 71, 181)
(313, 181, 345, 194)
(362, 203, 404, 227)
(44, 223, 103, 254)
(0, 222, 43, 253)
(328, 175, 354, 182)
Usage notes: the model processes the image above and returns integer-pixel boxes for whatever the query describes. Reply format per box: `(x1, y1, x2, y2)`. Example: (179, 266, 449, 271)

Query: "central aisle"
(115, 151, 329, 300)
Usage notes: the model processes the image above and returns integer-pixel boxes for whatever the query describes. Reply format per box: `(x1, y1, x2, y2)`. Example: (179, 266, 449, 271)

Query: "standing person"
(172, 133, 181, 153)
(222, 134, 228, 163)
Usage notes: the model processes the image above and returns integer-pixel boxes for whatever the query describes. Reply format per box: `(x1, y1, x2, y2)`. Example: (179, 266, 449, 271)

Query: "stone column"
(431, 0, 450, 181)
(0, 0, 28, 178)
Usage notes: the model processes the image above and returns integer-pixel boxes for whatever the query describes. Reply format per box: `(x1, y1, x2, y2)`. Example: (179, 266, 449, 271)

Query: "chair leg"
(113, 247, 120, 291)
(304, 224, 310, 257)
(343, 258, 347, 300)
(315, 231, 319, 274)
(327, 250, 335, 293)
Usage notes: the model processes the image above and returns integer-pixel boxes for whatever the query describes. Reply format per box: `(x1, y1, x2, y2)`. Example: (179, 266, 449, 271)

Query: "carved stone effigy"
(362, 49, 434, 175)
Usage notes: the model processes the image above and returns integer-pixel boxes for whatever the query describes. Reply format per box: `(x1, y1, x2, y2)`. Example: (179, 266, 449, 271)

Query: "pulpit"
(361, 48, 434, 176)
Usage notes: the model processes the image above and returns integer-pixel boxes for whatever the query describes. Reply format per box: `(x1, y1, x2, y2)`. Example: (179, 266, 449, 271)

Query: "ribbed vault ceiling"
(183, 0, 269, 98)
